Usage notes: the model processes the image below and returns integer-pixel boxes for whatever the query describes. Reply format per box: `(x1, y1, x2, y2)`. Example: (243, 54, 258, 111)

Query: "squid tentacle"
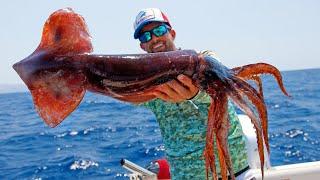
(228, 88, 265, 178)
(216, 113, 235, 180)
(250, 75, 264, 99)
(205, 89, 235, 180)
(233, 67, 265, 98)
(205, 97, 219, 180)
(231, 77, 270, 153)
(232, 63, 290, 97)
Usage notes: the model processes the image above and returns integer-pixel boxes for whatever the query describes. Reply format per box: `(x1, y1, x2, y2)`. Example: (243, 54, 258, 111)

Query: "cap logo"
(135, 10, 155, 27)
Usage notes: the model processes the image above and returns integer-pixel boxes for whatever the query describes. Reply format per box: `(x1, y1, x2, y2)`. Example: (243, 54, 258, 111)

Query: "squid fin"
(31, 72, 87, 127)
(13, 8, 93, 127)
(36, 8, 93, 55)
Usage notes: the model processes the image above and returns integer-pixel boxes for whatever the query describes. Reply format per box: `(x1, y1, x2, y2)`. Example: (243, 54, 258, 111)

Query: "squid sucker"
(13, 8, 290, 180)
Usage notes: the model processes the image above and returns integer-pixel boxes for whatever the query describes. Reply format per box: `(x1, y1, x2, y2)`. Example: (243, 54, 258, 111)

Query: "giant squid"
(12, 8, 290, 180)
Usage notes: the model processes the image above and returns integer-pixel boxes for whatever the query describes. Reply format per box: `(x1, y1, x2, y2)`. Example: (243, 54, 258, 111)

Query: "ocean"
(1, 68, 320, 179)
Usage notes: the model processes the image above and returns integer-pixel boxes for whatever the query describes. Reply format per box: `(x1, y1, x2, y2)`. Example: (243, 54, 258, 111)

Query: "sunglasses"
(138, 24, 171, 43)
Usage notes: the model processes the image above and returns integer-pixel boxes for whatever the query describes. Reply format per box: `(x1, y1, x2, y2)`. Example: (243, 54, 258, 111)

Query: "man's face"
(139, 22, 176, 53)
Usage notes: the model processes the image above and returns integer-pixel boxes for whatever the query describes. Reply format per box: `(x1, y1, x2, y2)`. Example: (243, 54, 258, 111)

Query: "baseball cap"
(133, 8, 171, 39)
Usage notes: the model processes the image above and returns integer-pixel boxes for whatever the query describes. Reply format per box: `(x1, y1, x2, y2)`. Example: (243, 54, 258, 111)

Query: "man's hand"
(153, 74, 199, 103)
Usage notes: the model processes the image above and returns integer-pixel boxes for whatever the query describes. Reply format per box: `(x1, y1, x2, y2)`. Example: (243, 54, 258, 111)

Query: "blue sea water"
(1, 68, 320, 179)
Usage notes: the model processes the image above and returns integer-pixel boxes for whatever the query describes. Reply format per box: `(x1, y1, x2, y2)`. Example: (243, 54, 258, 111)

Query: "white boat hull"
(238, 114, 320, 179)
(124, 115, 320, 179)
(242, 161, 320, 180)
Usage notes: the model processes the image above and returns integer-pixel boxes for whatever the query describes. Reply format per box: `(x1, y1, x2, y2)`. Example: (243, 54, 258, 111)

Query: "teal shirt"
(142, 51, 248, 179)
(143, 91, 248, 179)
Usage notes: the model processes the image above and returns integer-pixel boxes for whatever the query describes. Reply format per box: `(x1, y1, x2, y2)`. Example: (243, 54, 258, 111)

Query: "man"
(132, 8, 249, 179)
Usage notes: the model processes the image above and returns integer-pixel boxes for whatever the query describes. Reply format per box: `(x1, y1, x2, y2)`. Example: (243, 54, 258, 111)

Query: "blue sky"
(1, 0, 319, 84)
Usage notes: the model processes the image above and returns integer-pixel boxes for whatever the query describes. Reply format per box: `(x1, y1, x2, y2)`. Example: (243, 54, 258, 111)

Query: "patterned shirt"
(142, 51, 248, 179)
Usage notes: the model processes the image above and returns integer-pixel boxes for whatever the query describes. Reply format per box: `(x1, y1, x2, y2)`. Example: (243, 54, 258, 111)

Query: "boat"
(121, 115, 320, 179)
